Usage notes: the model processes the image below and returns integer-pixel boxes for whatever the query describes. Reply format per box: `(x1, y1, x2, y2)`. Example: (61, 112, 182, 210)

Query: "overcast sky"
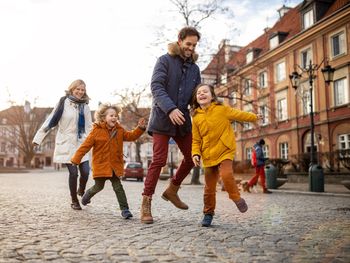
(0, 0, 300, 111)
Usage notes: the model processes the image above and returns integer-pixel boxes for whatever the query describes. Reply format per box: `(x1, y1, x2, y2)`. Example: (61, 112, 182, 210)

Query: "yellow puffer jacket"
(192, 102, 257, 167)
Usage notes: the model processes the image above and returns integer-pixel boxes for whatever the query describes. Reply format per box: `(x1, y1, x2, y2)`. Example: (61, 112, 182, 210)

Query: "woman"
(33, 79, 92, 210)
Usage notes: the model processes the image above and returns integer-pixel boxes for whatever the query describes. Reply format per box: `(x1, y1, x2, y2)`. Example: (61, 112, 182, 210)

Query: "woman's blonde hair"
(65, 79, 90, 101)
(94, 103, 122, 123)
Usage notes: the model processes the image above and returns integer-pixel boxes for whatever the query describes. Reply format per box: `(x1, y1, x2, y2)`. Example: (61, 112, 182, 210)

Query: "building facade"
(202, 0, 350, 167)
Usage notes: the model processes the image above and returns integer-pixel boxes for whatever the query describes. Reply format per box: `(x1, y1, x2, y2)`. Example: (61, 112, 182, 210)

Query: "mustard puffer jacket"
(71, 122, 144, 178)
(192, 103, 257, 168)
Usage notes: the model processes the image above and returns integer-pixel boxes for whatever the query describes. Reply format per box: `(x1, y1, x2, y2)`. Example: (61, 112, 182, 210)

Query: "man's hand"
(169, 108, 185, 125)
(192, 155, 200, 167)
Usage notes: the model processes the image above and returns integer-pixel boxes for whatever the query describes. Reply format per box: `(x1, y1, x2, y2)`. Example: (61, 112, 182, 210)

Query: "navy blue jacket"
(254, 142, 266, 167)
(147, 43, 201, 137)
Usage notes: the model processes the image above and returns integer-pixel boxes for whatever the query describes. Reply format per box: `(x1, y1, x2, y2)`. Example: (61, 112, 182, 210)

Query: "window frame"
(334, 77, 349, 106)
(330, 28, 347, 59)
(275, 61, 286, 83)
(303, 9, 314, 29)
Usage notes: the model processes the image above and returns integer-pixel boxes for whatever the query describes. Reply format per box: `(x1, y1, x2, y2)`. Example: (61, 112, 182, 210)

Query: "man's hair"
(178, 27, 201, 41)
(259, 139, 265, 145)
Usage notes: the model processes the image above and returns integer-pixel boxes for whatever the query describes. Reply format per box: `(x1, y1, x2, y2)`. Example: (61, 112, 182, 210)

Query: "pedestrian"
(33, 79, 92, 210)
(71, 103, 146, 219)
(140, 26, 202, 224)
(191, 84, 260, 227)
(243, 139, 272, 194)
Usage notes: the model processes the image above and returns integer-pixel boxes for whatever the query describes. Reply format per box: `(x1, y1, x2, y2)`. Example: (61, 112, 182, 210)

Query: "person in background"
(71, 103, 146, 219)
(243, 139, 272, 194)
(140, 26, 201, 224)
(191, 84, 260, 227)
(33, 79, 92, 210)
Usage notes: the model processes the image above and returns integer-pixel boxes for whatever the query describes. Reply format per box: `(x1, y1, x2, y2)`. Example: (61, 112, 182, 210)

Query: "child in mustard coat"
(71, 103, 146, 219)
(191, 84, 260, 227)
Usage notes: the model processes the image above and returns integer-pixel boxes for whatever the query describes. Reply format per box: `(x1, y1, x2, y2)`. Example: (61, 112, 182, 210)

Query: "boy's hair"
(94, 103, 122, 123)
(178, 27, 201, 41)
(65, 79, 90, 101)
(191, 83, 220, 110)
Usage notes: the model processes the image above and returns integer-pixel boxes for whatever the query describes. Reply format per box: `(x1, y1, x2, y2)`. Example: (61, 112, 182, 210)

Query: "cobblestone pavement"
(0, 170, 349, 263)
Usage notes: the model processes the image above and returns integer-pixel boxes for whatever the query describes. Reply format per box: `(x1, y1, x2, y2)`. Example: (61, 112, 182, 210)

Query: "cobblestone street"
(1, 170, 349, 263)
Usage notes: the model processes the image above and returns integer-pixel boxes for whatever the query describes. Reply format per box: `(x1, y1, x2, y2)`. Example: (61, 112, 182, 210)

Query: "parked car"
(123, 162, 144, 181)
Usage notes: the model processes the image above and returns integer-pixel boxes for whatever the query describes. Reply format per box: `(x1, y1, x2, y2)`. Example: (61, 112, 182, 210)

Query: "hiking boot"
(161, 182, 188, 210)
(263, 189, 272, 194)
(201, 214, 213, 227)
(121, 209, 133, 219)
(71, 201, 82, 210)
(140, 195, 153, 224)
(234, 198, 248, 213)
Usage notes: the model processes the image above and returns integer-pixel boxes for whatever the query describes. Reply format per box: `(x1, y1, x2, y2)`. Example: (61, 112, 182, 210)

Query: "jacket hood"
(168, 42, 199, 62)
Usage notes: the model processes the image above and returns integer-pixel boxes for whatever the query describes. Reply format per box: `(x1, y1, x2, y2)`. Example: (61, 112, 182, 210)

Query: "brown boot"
(140, 195, 153, 224)
(161, 182, 189, 210)
(242, 182, 251, 193)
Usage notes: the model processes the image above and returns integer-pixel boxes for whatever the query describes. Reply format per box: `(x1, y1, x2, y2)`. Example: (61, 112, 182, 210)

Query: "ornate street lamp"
(289, 59, 335, 192)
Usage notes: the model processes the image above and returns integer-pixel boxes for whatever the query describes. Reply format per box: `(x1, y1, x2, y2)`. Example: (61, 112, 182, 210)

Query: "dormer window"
(246, 51, 253, 63)
(269, 32, 288, 49)
(303, 9, 314, 29)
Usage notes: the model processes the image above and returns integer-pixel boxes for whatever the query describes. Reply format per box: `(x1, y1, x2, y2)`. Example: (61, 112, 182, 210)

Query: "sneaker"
(201, 214, 213, 227)
(71, 201, 82, 210)
(263, 189, 272, 194)
(81, 192, 91, 206)
(121, 209, 133, 219)
(234, 198, 248, 213)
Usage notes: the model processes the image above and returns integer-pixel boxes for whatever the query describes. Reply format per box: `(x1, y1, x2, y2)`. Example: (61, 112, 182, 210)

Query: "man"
(243, 139, 272, 194)
(141, 27, 201, 224)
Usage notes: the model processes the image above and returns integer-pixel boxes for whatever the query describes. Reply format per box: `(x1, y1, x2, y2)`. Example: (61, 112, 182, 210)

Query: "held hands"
(138, 118, 147, 129)
(256, 114, 263, 121)
(192, 155, 201, 167)
(169, 108, 185, 125)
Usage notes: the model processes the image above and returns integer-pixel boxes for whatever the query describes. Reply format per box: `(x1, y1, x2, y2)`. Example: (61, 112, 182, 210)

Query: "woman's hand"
(192, 155, 201, 167)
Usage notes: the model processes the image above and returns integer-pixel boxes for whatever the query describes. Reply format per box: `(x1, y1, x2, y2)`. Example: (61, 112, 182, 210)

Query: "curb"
(270, 189, 350, 198)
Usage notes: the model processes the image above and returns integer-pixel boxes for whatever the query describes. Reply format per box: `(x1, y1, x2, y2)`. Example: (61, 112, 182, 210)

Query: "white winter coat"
(33, 98, 92, 163)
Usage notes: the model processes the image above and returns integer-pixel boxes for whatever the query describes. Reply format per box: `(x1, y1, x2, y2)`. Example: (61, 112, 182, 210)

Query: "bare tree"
(0, 103, 49, 168)
(114, 87, 151, 163)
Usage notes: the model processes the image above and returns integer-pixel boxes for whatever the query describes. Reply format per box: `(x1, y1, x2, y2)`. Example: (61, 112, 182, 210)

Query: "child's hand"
(256, 114, 263, 120)
(138, 118, 146, 129)
(192, 155, 201, 167)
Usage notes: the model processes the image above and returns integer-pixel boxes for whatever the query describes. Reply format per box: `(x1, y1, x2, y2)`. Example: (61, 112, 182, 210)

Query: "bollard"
(309, 164, 324, 192)
(265, 164, 278, 189)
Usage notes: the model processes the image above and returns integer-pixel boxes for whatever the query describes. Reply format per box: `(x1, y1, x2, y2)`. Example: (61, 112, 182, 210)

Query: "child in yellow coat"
(191, 84, 260, 227)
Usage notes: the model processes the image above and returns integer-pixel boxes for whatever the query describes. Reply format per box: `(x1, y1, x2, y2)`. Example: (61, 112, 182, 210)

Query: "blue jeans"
(66, 161, 89, 202)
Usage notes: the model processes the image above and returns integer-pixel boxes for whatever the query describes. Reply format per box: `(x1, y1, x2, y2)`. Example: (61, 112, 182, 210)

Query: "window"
(300, 48, 312, 69)
(230, 91, 237, 104)
(263, 145, 269, 158)
(339, 134, 350, 150)
(258, 71, 268, 88)
(277, 98, 287, 121)
(331, 31, 346, 58)
(276, 61, 286, 82)
(303, 9, 314, 29)
(279, 142, 289, 159)
(246, 51, 253, 63)
(259, 105, 269, 125)
(220, 73, 227, 85)
(246, 147, 252, 160)
(269, 36, 279, 49)
(0, 142, 6, 153)
(334, 78, 349, 106)
(243, 79, 252, 95)
(243, 104, 253, 130)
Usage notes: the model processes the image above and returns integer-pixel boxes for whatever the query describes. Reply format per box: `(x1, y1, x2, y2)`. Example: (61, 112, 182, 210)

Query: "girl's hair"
(94, 103, 122, 123)
(65, 79, 90, 101)
(191, 83, 220, 110)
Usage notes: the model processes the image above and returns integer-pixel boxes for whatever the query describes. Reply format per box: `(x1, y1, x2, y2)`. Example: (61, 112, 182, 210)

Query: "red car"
(122, 162, 144, 182)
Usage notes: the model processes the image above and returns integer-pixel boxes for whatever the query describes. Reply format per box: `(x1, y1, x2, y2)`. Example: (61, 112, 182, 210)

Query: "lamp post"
(289, 59, 335, 192)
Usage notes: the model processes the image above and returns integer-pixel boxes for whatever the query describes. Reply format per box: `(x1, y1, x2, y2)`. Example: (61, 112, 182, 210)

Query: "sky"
(0, 0, 300, 111)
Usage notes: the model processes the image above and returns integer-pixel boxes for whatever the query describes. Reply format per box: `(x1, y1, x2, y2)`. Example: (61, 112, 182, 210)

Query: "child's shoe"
(234, 198, 248, 213)
(81, 191, 92, 206)
(121, 209, 133, 219)
(201, 214, 213, 227)
(242, 182, 251, 193)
